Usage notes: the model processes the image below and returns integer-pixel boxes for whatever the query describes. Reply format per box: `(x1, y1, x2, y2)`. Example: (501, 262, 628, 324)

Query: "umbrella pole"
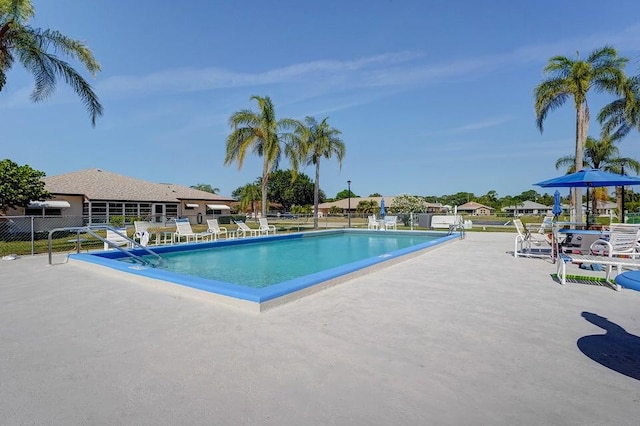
(586, 187, 590, 228)
(621, 185, 625, 223)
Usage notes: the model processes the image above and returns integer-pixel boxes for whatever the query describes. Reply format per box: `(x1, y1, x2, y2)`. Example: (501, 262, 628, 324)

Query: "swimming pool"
(72, 229, 458, 311)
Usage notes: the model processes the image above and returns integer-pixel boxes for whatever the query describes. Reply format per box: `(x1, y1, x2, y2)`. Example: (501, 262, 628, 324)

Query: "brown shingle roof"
(457, 201, 493, 211)
(43, 168, 235, 203)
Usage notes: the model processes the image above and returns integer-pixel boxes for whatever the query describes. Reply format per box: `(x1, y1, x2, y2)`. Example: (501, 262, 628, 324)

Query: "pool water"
(73, 229, 458, 307)
(143, 232, 438, 288)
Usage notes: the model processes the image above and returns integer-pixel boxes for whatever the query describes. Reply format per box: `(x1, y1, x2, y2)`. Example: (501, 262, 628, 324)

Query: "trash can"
(417, 214, 432, 228)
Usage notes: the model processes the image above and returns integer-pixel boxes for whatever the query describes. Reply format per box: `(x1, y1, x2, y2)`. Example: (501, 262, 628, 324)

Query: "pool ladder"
(48, 226, 163, 266)
(447, 221, 466, 239)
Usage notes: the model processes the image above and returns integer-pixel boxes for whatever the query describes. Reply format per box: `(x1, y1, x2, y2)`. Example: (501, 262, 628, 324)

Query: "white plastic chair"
(384, 216, 397, 230)
(206, 218, 228, 240)
(234, 220, 260, 238)
(258, 218, 277, 235)
(104, 227, 132, 250)
(367, 215, 379, 230)
(590, 223, 640, 258)
(513, 219, 551, 258)
(173, 218, 210, 243)
(133, 220, 152, 246)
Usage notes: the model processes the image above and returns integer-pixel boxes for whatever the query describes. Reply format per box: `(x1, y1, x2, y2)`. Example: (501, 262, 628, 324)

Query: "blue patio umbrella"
(552, 190, 563, 218)
(379, 197, 386, 218)
(534, 168, 640, 188)
(535, 168, 640, 225)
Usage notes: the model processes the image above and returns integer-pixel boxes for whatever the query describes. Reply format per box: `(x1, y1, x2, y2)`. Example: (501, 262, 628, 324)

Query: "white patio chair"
(133, 220, 152, 246)
(384, 215, 397, 230)
(367, 215, 379, 230)
(513, 219, 551, 258)
(258, 218, 277, 235)
(589, 223, 640, 259)
(173, 218, 211, 243)
(206, 218, 228, 240)
(527, 215, 555, 245)
(234, 220, 260, 238)
(104, 227, 132, 250)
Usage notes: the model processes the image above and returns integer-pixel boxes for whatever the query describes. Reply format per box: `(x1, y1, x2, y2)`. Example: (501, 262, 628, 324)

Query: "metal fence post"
(31, 216, 35, 256)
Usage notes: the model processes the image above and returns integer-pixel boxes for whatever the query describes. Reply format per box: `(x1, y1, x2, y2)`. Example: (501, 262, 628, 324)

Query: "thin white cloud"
(445, 116, 514, 133)
(3, 22, 640, 112)
(94, 51, 423, 99)
(94, 20, 640, 101)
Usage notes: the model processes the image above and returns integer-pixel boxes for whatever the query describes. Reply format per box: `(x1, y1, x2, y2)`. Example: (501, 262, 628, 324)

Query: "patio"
(0, 232, 638, 425)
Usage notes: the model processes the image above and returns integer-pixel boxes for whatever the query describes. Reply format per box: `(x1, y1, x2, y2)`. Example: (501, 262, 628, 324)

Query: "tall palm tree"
(535, 46, 628, 221)
(225, 95, 302, 218)
(296, 116, 346, 229)
(0, 0, 103, 125)
(598, 74, 640, 140)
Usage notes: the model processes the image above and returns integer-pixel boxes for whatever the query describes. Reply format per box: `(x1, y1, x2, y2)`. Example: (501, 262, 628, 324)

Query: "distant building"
(456, 201, 495, 216)
(501, 200, 553, 216)
(6, 168, 235, 225)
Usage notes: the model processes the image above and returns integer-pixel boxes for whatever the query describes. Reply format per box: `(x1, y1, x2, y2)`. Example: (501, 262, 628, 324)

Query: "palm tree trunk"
(261, 162, 269, 218)
(313, 162, 320, 229)
(616, 186, 623, 222)
(574, 103, 589, 223)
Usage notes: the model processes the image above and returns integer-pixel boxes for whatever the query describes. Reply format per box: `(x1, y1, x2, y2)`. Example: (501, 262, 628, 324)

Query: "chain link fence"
(0, 213, 437, 257)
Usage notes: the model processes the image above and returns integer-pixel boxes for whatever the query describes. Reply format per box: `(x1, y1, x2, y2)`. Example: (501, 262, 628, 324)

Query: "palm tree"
(356, 200, 378, 214)
(0, 0, 103, 125)
(190, 183, 219, 194)
(296, 116, 346, 229)
(535, 46, 628, 221)
(599, 74, 640, 140)
(225, 95, 302, 218)
(235, 183, 261, 218)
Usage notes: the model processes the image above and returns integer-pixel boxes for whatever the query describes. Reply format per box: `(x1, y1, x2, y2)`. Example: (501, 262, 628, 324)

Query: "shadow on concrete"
(577, 312, 640, 380)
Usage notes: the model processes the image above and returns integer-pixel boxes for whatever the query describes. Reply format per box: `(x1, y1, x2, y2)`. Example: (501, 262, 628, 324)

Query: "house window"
(24, 208, 63, 216)
(139, 203, 152, 220)
(108, 202, 123, 216)
(165, 204, 178, 220)
(90, 202, 107, 223)
(125, 203, 138, 218)
(206, 207, 223, 215)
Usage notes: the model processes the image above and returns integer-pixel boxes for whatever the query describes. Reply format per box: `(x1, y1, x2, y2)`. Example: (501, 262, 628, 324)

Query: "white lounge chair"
(234, 220, 260, 238)
(104, 227, 132, 250)
(258, 218, 277, 235)
(206, 218, 228, 240)
(531, 216, 554, 245)
(384, 215, 397, 230)
(590, 223, 640, 258)
(173, 218, 211, 243)
(367, 215, 379, 230)
(133, 220, 152, 246)
(513, 219, 551, 258)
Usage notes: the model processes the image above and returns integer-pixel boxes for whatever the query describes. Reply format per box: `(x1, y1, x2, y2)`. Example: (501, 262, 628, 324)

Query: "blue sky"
(3, 0, 640, 201)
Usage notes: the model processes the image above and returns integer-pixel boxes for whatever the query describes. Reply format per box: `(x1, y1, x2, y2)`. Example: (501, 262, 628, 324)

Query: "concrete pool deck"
(1, 232, 638, 425)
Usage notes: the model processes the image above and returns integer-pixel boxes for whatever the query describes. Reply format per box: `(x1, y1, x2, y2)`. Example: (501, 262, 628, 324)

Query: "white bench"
(430, 215, 460, 229)
(430, 215, 472, 230)
(556, 253, 640, 290)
